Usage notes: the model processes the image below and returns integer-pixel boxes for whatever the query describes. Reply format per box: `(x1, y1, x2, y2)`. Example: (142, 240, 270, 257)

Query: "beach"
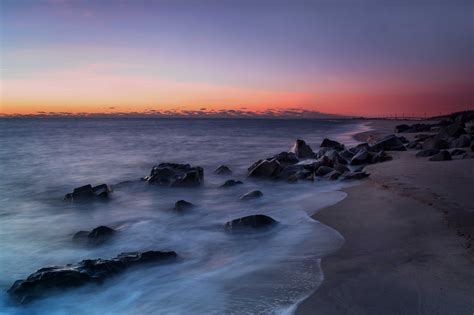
(297, 120, 474, 314)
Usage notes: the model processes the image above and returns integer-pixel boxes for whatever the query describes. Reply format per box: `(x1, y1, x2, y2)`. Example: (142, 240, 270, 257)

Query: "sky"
(1, 0, 473, 117)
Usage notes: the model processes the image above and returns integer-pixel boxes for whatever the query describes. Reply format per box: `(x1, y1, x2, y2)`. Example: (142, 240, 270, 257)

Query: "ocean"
(0, 118, 367, 314)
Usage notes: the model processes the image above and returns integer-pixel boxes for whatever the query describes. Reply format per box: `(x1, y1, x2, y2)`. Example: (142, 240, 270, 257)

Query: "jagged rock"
(339, 149, 355, 160)
(239, 190, 263, 200)
(333, 163, 350, 174)
(450, 149, 466, 156)
(174, 200, 194, 211)
(214, 165, 232, 175)
(325, 170, 342, 180)
(277, 164, 312, 180)
(350, 149, 371, 165)
(271, 152, 300, 166)
(429, 150, 452, 161)
(73, 226, 116, 245)
(145, 163, 203, 187)
(225, 215, 277, 230)
(221, 179, 243, 187)
(64, 184, 112, 202)
(371, 150, 392, 163)
(290, 139, 315, 159)
(350, 142, 371, 154)
(315, 166, 335, 177)
(416, 149, 440, 157)
(422, 138, 448, 150)
(8, 251, 177, 303)
(320, 138, 344, 151)
(370, 135, 406, 151)
(449, 135, 471, 148)
(248, 159, 281, 178)
(342, 171, 370, 180)
(325, 150, 348, 165)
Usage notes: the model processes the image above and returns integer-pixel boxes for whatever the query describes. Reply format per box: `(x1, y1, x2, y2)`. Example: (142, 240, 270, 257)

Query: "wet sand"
(296, 120, 474, 315)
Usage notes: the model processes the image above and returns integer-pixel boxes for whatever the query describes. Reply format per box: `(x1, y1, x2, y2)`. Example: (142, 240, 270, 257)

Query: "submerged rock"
(174, 200, 194, 211)
(225, 214, 277, 230)
(73, 226, 116, 245)
(290, 139, 315, 159)
(64, 184, 112, 202)
(221, 179, 243, 188)
(8, 251, 178, 303)
(239, 190, 263, 200)
(145, 163, 203, 187)
(214, 165, 232, 175)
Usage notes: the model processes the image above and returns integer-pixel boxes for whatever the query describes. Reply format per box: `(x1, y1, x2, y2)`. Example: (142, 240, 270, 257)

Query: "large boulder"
(248, 159, 281, 178)
(449, 135, 471, 148)
(339, 149, 355, 160)
(8, 251, 177, 303)
(145, 163, 203, 187)
(214, 165, 232, 175)
(64, 184, 112, 202)
(315, 166, 335, 177)
(225, 214, 277, 230)
(422, 138, 448, 150)
(350, 149, 371, 165)
(239, 190, 263, 201)
(429, 150, 452, 161)
(416, 149, 440, 157)
(73, 226, 116, 245)
(325, 150, 348, 165)
(277, 164, 312, 181)
(320, 138, 344, 151)
(438, 123, 466, 139)
(370, 135, 406, 151)
(290, 139, 315, 159)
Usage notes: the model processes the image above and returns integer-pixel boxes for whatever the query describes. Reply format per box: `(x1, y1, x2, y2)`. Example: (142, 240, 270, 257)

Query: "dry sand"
(296, 120, 474, 315)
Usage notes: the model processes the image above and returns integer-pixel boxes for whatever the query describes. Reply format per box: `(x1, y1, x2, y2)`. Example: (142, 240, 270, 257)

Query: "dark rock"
(73, 226, 116, 245)
(370, 135, 407, 151)
(315, 166, 335, 177)
(72, 231, 90, 240)
(214, 165, 232, 175)
(239, 190, 263, 200)
(416, 149, 440, 157)
(371, 150, 392, 163)
(248, 159, 281, 178)
(414, 134, 433, 140)
(145, 163, 203, 187)
(325, 170, 342, 180)
(342, 171, 370, 180)
(398, 136, 409, 144)
(88, 226, 115, 240)
(394, 124, 411, 133)
(449, 135, 471, 148)
(422, 138, 448, 150)
(64, 184, 112, 202)
(350, 149, 371, 165)
(429, 150, 452, 161)
(349, 143, 371, 154)
(174, 200, 194, 211)
(320, 138, 344, 151)
(406, 141, 420, 149)
(438, 123, 466, 139)
(339, 149, 355, 160)
(333, 163, 350, 174)
(271, 152, 300, 167)
(8, 251, 177, 303)
(221, 179, 243, 188)
(325, 150, 348, 165)
(450, 149, 466, 156)
(225, 215, 277, 230)
(290, 139, 315, 159)
(277, 164, 312, 180)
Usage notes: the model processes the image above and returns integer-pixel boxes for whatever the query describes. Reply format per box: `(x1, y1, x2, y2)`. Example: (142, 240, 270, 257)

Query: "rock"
(416, 149, 440, 157)
(342, 171, 370, 180)
(422, 138, 448, 150)
(315, 166, 335, 177)
(290, 139, 315, 159)
(339, 149, 355, 160)
(429, 150, 452, 161)
(371, 150, 392, 163)
(398, 136, 409, 144)
(8, 251, 177, 303)
(73, 226, 116, 245)
(450, 149, 466, 156)
(277, 164, 312, 180)
(64, 184, 112, 202)
(225, 215, 277, 230)
(325, 150, 348, 165)
(239, 190, 263, 200)
(145, 163, 203, 187)
(333, 163, 350, 174)
(214, 165, 232, 175)
(271, 152, 300, 166)
(394, 124, 411, 133)
(370, 135, 407, 151)
(320, 138, 344, 151)
(174, 200, 194, 211)
(406, 141, 420, 149)
(350, 149, 371, 165)
(221, 179, 243, 188)
(248, 159, 281, 178)
(349, 142, 371, 154)
(325, 170, 342, 180)
(438, 123, 466, 139)
(449, 135, 471, 148)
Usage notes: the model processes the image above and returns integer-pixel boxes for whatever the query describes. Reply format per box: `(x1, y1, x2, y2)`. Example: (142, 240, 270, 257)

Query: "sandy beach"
(297, 120, 474, 315)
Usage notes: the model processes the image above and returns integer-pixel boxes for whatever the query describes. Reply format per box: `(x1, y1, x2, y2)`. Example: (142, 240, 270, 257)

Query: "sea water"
(0, 118, 367, 314)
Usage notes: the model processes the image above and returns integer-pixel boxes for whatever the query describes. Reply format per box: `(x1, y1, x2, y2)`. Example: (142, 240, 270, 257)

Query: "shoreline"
(296, 120, 474, 314)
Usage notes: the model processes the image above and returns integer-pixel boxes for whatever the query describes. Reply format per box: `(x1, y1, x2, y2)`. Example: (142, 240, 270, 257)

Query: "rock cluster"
(8, 251, 178, 304)
(145, 163, 203, 187)
(64, 184, 112, 202)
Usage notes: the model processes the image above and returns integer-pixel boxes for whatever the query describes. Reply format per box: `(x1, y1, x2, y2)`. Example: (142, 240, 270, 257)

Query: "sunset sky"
(1, 0, 473, 117)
